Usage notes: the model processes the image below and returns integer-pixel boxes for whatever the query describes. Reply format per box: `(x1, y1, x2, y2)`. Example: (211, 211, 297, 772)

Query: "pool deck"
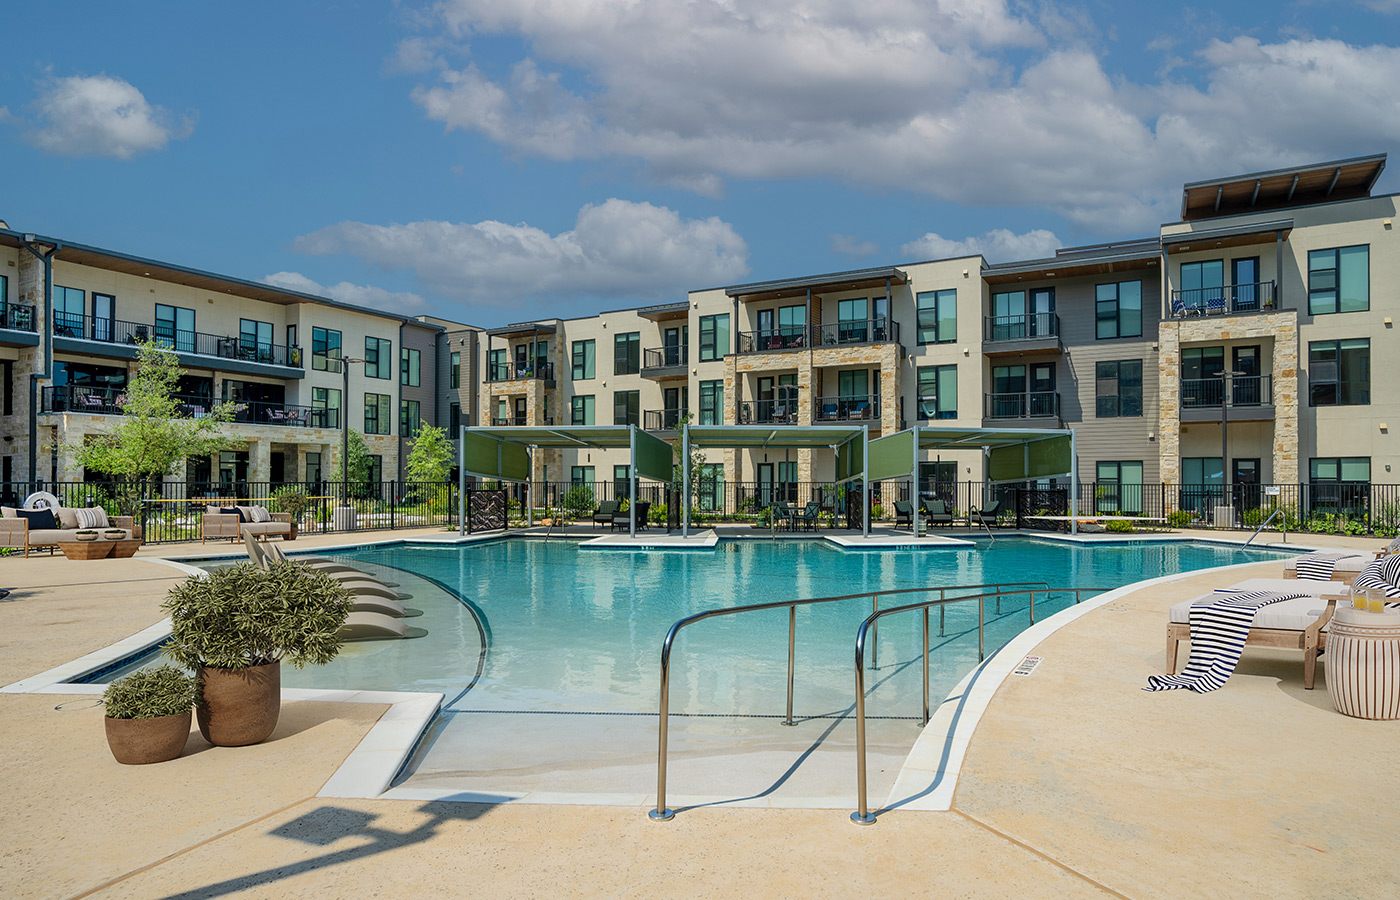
(1, 528, 1396, 898)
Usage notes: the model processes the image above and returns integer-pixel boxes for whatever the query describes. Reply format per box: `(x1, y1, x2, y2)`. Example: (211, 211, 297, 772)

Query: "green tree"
(71, 341, 238, 516)
(334, 429, 373, 499)
(670, 413, 707, 508)
(405, 422, 453, 503)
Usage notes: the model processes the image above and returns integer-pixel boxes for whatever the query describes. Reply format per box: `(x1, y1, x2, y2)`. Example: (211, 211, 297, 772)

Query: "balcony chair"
(1205, 295, 1227, 315)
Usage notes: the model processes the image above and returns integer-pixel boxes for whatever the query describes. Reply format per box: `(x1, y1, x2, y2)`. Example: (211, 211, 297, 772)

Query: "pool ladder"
(648, 581, 1109, 825)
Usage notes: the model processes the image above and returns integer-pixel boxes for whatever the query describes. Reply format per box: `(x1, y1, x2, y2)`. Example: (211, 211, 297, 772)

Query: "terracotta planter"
(197, 661, 281, 746)
(105, 711, 192, 765)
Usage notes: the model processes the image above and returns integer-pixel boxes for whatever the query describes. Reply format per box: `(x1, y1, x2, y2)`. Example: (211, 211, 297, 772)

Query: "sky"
(2, 1, 1399, 328)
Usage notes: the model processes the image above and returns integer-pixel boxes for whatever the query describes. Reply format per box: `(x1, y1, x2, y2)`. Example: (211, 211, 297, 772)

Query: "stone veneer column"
(1271, 320, 1300, 484)
(10, 250, 47, 482)
(879, 344, 900, 432)
(1157, 321, 1182, 489)
(797, 356, 813, 425)
(248, 438, 271, 484)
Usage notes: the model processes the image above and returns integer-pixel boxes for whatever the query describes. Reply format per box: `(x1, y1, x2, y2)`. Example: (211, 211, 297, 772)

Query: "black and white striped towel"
(1353, 554, 1400, 601)
(1145, 590, 1311, 693)
(1295, 551, 1367, 581)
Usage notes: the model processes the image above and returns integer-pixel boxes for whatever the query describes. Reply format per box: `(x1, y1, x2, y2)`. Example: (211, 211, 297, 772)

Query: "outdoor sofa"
(0, 506, 138, 556)
(202, 506, 293, 543)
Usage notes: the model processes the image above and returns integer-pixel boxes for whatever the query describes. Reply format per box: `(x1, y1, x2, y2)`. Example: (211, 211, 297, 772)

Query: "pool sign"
(1012, 656, 1042, 677)
(1264, 486, 1281, 496)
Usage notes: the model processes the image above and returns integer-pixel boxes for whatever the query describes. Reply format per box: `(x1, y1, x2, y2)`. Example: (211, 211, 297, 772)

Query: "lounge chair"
(921, 498, 954, 527)
(611, 501, 650, 531)
(256, 538, 401, 587)
(592, 500, 620, 529)
(248, 535, 417, 617)
(1165, 577, 1348, 690)
(339, 611, 427, 641)
(969, 500, 1004, 527)
(893, 500, 914, 528)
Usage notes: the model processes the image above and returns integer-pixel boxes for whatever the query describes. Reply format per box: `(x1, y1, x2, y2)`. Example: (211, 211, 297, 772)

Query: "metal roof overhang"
(486, 322, 558, 338)
(1161, 218, 1294, 253)
(1180, 154, 1386, 221)
(687, 424, 869, 449)
(466, 424, 635, 448)
(724, 266, 908, 303)
(982, 244, 1159, 284)
(636, 301, 691, 322)
(913, 425, 1072, 450)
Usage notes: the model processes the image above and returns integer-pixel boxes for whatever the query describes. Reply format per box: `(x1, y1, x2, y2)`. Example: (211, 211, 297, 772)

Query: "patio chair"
(772, 501, 797, 531)
(592, 500, 620, 529)
(969, 500, 1004, 527)
(893, 500, 914, 528)
(821, 401, 838, 420)
(611, 500, 650, 531)
(921, 498, 955, 527)
(798, 501, 820, 532)
(1164, 577, 1349, 690)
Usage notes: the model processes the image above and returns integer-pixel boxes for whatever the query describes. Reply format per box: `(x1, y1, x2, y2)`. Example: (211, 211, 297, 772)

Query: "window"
(1309, 339, 1370, 406)
(571, 394, 596, 426)
(1179, 260, 1224, 309)
(697, 463, 725, 511)
(1310, 457, 1371, 517)
(312, 387, 341, 429)
(916, 365, 957, 419)
(312, 327, 342, 371)
(155, 304, 196, 352)
(53, 286, 84, 335)
(1308, 245, 1369, 315)
(364, 337, 392, 379)
(699, 314, 729, 361)
(306, 452, 322, 485)
(1095, 360, 1143, 418)
(1180, 457, 1224, 517)
(367, 455, 383, 485)
(698, 379, 724, 425)
(613, 332, 640, 375)
(572, 339, 596, 380)
(364, 392, 392, 434)
(240, 319, 274, 361)
(400, 399, 421, 438)
(1095, 281, 1142, 339)
(401, 348, 421, 386)
(448, 402, 461, 434)
(1311, 457, 1370, 483)
(613, 390, 639, 426)
(488, 348, 508, 381)
(614, 465, 632, 498)
(91, 293, 115, 342)
(450, 351, 461, 388)
(916, 290, 956, 344)
(571, 466, 595, 484)
(1096, 461, 1143, 514)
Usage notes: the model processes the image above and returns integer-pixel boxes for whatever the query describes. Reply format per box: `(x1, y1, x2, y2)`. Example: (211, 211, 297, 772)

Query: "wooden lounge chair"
(592, 500, 620, 529)
(921, 498, 955, 527)
(893, 500, 914, 528)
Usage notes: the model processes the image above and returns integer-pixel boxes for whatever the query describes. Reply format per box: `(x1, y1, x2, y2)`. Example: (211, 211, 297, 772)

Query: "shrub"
(1241, 508, 1265, 528)
(102, 665, 196, 720)
(1166, 510, 1193, 529)
(271, 486, 309, 525)
(871, 503, 884, 520)
(561, 485, 596, 518)
(649, 502, 667, 524)
(1105, 519, 1135, 533)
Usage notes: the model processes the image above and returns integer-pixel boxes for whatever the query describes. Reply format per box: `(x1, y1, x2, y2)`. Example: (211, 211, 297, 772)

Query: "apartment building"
(475, 153, 1396, 515)
(0, 227, 472, 494)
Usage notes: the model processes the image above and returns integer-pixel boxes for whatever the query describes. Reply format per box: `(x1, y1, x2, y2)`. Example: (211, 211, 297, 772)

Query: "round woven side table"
(1325, 606, 1400, 720)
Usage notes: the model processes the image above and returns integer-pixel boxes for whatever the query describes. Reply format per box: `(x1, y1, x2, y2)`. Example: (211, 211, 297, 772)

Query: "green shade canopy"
(634, 429, 674, 483)
(465, 425, 639, 449)
(462, 431, 532, 482)
(911, 425, 1072, 452)
(988, 435, 1073, 483)
(686, 424, 869, 450)
(867, 430, 914, 482)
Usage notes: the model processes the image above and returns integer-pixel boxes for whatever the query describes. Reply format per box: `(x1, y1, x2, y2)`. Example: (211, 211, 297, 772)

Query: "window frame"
(311, 387, 342, 429)
(1308, 338, 1370, 407)
(1094, 281, 1143, 340)
(1094, 359, 1143, 418)
(699, 314, 730, 361)
(312, 327, 342, 371)
(400, 347, 421, 387)
(1308, 245, 1369, 315)
(364, 392, 392, 435)
(916, 364, 957, 420)
(571, 394, 596, 426)
(613, 332, 640, 375)
(450, 351, 461, 389)
(364, 337, 392, 379)
(400, 398, 421, 438)
(916, 289, 957, 345)
(613, 389, 639, 426)
(698, 379, 724, 425)
(571, 339, 596, 380)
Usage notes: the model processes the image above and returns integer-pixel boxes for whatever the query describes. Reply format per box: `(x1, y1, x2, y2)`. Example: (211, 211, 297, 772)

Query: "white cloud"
(402, 2, 1400, 230)
(830, 234, 880, 258)
(26, 74, 192, 159)
(901, 228, 1062, 263)
(290, 199, 749, 306)
(261, 272, 429, 315)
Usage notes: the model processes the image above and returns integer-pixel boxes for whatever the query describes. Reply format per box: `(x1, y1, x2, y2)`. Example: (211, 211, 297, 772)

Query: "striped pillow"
(249, 506, 272, 524)
(75, 507, 109, 529)
(1354, 555, 1400, 599)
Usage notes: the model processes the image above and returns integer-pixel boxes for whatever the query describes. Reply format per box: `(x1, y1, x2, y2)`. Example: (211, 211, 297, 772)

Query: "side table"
(1325, 605, 1400, 720)
(56, 540, 113, 560)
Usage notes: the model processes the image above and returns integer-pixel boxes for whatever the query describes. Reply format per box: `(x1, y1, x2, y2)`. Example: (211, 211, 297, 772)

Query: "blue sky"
(2, 1, 1398, 327)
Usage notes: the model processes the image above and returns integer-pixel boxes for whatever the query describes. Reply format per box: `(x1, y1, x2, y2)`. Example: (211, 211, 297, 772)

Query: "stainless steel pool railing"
(649, 581, 1053, 822)
(849, 586, 1109, 825)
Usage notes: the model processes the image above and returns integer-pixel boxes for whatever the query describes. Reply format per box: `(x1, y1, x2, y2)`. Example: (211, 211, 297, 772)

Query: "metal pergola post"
(911, 425, 920, 538)
(458, 424, 466, 537)
(526, 447, 534, 528)
(629, 426, 638, 539)
(681, 423, 691, 538)
(862, 427, 870, 538)
(1070, 429, 1079, 536)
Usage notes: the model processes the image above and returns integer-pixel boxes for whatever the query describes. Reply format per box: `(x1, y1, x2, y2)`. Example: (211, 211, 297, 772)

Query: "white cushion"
(1283, 555, 1369, 573)
(1169, 579, 1347, 631)
(249, 505, 272, 523)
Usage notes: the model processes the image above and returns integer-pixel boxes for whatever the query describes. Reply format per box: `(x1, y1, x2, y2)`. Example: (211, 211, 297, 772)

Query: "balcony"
(736, 318, 900, 355)
(0, 304, 37, 333)
(1169, 281, 1277, 317)
(50, 312, 302, 368)
(738, 399, 799, 425)
(814, 394, 879, 423)
(40, 385, 327, 427)
(641, 346, 688, 380)
(1180, 376, 1275, 422)
(983, 313, 1062, 357)
(983, 391, 1062, 425)
(491, 416, 555, 426)
(485, 361, 556, 385)
(643, 408, 687, 431)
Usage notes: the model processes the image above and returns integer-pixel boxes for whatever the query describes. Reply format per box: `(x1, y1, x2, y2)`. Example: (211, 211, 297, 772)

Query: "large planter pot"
(105, 711, 192, 765)
(197, 661, 281, 746)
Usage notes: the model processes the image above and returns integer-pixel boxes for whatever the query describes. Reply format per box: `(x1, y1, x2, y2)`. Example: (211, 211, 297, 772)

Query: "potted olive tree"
(102, 665, 197, 765)
(161, 561, 353, 747)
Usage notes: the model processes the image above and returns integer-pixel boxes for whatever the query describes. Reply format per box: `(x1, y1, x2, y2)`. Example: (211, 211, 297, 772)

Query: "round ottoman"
(1325, 605, 1400, 720)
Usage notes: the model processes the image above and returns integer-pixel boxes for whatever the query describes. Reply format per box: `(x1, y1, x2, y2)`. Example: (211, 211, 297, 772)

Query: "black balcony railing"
(0, 304, 36, 332)
(984, 312, 1059, 342)
(642, 346, 688, 370)
(490, 415, 555, 426)
(643, 408, 687, 430)
(984, 391, 1061, 419)
(40, 384, 324, 426)
(49, 312, 302, 367)
(737, 326, 808, 353)
(486, 361, 556, 383)
(738, 399, 798, 424)
(736, 318, 900, 354)
(1170, 281, 1277, 317)
(1180, 375, 1273, 408)
(814, 394, 879, 422)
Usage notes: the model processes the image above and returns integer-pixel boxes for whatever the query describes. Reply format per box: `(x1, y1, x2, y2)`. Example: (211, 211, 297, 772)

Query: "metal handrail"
(850, 585, 1109, 825)
(1243, 507, 1286, 546)
(649, 580, 1052, 822)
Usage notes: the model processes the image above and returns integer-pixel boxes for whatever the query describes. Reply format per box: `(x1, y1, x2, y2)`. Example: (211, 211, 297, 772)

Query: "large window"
(697, 463, 725, 511)
(1179, 260, 1224, 308)
(614, 465, 632, 498)
(450, 351, 461, 388)
(1180, 457, 1224, 517)
(571, 394, 596, 426)
(613, 390, 639, 426)
(53, 285, 84, 335)
(155, 304, 195, 352)
(699, 314, 730, 361)
(571, 466, 595, 484)
(698, 379, 724, 425)
(448, 402, 460, 434)
(488, 348, 508, 381)
(401, 348, 421, 386)
(1309, 339, 1370, 406)
(614, 332, 640, 375)
(1095, 460, 1143, 514)
(571, 339, 595, 380)
(916, 289, 956, 344)
(1308, 245, 1369, 315)
(400, 399, 421, 438)
(1310, 457, 1371, 517)
(240, 319, 274, 361)
(364, 337, 392, 379)
(1095, 281, 1142, 339)
(364, 392, 392, 434)
(312, 327, 342, 371)
(311, 387, 341, 429)
(1095, 360, 1143, 418)
(916, 365, 957, 419)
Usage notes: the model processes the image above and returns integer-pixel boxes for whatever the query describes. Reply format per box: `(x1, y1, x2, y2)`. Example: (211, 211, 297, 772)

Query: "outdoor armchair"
(592, 500, 620, 529)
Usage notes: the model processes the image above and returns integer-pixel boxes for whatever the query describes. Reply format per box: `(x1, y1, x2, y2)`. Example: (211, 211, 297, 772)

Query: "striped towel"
(1145, 590, 1311, 693)
(1295, 551, 1368, 581)
(1353, 555, 1400, 601)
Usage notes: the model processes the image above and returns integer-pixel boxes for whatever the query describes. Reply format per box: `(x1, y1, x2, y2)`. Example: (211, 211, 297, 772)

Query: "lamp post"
(339, 357, 366, 508)
(1214, 369, 1244, 523)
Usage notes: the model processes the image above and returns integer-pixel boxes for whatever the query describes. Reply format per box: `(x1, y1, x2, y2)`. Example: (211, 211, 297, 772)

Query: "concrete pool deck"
(1, 528, 1396, 898)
